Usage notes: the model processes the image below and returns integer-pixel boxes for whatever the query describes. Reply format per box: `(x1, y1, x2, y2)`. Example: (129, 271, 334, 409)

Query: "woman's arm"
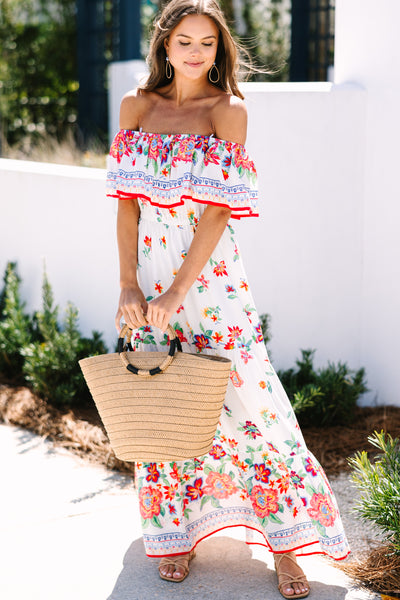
(114, 199, 149, 332)
(146, 97, 248, 332)
(114, 91, 151, 332)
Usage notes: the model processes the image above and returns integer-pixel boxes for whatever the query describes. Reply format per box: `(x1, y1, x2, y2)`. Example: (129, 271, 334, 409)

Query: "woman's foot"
(274, 552, 310, 599)
(158, 550, 195, 582)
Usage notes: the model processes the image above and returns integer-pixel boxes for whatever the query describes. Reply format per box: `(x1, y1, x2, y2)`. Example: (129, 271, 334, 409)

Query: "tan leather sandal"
(158, 550, 195, 582)
(274, 552, 310, 599)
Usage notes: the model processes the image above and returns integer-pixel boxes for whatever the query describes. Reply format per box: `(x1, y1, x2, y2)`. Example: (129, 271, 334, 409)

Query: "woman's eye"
(203, 43, 213, 47)
(179, 42, 190, 46)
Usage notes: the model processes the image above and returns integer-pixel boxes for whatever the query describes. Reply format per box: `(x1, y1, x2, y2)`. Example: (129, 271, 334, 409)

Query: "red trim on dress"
(144, 523, 351, 561)
(106, 191, 259, 220)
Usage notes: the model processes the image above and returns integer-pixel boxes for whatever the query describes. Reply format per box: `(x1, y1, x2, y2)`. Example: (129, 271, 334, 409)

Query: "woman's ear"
(164, 37, 169, 53)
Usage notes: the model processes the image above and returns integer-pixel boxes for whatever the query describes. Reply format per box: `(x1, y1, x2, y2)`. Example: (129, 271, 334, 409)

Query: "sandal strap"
(277, 574, 309, 588)
(274, 552, 299, 569)
(159, 557, 189, 575)
(158, 550, 195, 577)
(274, 553, 309, 593)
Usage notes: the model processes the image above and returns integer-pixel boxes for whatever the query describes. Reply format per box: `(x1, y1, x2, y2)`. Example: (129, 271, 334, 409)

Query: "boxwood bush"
(260, 315, 368, 427)
(0, 262, 107, 407)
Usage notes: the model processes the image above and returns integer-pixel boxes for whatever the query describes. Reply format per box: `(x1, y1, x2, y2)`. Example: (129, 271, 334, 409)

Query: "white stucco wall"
(108, 60, 148, 140)
(0, 159, 119, 347)
(236, 82, 367, 379)
(334, 0, 400, 406)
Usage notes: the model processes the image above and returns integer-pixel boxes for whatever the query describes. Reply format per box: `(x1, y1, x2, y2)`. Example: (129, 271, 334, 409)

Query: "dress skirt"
(131, 199, 350, 560)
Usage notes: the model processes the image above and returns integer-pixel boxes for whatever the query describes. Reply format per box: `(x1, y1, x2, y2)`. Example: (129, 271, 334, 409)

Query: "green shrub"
(348, 431, 400, 555)
(278, 349, 368, 427)
(20, 269, 107, 407)
(0, 262, 35, 382)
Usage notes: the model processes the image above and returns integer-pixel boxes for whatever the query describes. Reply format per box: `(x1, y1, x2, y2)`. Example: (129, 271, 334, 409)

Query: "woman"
(108, 0, 350, 596)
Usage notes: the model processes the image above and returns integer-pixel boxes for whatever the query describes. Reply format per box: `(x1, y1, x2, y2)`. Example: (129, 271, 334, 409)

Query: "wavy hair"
(140, 0, 253, 99)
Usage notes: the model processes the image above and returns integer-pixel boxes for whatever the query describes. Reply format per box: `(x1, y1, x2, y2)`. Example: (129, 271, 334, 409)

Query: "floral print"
(250, 486, 280, 520)
(108, 130, 350, 561)
(307, 493, 337, 528)
(203, 471, 238, 499)
(107, 129, 258, 219)
(139, 486, 163, 520)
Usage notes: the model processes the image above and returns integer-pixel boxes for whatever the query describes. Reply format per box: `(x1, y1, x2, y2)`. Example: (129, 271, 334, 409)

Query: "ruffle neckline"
(106, 128, 259, 220)
(120, 128, 247, 148)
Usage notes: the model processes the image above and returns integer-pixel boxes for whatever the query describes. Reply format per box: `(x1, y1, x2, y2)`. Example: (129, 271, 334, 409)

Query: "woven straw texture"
(79, 347, 231, 462)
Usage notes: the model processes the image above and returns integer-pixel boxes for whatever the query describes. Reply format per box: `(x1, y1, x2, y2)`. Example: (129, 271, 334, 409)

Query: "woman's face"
(164, 14, 219, 82)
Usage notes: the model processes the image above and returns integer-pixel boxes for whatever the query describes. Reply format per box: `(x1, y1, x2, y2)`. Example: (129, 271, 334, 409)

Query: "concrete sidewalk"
(0, 423, 379, 600)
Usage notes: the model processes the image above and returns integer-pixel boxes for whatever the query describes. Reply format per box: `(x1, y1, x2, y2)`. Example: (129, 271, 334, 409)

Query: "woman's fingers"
(116, 287, 149, 331)
(116, 302, 147, 331)
(146, 290, 184, 332)
(146, 304, 170, 332)
(137, 304, 149, 327)
(122, 304, 147, 329)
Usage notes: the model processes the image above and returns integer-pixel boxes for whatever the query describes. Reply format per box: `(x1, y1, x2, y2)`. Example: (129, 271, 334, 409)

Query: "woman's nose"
(190, 44, 201, 56)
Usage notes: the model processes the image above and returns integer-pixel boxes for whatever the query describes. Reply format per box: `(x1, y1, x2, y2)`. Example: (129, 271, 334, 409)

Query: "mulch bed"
(339, 543, 400, 596)
(1, 383, 400, 477)
(297, 404, 400, 475)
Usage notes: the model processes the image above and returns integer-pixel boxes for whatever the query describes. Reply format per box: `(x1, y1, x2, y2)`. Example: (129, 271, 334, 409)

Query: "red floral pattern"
(250, 485, 280, 519)
(307, 493, 337, 528)
(203, 472, 238, 499)
(139, 486, 163, 519)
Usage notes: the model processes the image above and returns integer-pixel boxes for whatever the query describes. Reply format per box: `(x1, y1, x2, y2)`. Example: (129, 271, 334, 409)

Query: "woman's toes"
(160, 564, 173, 578)
(293, 583, 302, 594)
(283, 585, 295, 596)
(173, 567, 184, 579)
(283, 581, 308, 595)
(294, 581, 308, 595)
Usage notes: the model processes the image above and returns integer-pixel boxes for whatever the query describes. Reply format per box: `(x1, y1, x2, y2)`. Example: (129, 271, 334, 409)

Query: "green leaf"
(200, 495, 210, 510)
(268, 512, 284, 525)
(305, 483, 317, 496)
(151, 515, 163, 528)
(210, 496, 221, 509)
(314, 520, 327, 537)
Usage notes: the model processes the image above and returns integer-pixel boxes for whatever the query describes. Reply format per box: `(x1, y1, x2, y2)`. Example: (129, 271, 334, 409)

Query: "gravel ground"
(329, 472, 383, 559)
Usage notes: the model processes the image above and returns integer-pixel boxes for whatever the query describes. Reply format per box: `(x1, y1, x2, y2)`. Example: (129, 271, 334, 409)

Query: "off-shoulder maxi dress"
(107, 129, 350, 560)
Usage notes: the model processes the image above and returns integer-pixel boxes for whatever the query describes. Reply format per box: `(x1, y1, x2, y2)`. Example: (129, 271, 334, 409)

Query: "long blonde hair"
(141, 0, 252, 99)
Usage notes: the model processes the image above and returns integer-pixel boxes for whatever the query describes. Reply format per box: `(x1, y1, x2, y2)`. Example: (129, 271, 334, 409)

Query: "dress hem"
(144, 523, 351, 561)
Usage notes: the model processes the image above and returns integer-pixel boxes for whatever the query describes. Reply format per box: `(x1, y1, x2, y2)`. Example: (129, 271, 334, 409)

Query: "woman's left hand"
(146, 288, 185, 332)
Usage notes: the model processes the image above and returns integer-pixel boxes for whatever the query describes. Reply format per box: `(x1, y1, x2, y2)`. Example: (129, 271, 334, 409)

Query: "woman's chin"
(175, 65, 211, 81)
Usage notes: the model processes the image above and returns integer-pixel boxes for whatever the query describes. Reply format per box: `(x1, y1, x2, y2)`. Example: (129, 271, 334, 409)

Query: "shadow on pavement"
(107, 536, 348, 600)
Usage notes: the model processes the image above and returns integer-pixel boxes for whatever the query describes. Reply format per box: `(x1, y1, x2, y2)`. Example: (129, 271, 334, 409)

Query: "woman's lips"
(185, 61, 204, 67)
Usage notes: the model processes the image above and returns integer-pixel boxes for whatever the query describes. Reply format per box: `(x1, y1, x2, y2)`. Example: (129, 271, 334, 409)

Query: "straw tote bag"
(79, 324, 232, 462)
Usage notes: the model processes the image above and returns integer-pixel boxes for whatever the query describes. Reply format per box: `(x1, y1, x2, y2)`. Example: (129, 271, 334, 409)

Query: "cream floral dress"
(107, 129, 350, 560)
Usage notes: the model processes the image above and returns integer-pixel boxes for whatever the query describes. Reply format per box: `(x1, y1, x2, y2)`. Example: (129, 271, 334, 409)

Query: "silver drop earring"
(165, 56, 173, 80)
(208, 62, 220, 83)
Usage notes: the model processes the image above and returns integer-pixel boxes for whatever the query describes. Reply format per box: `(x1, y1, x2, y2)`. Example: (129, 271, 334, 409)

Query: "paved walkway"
(0, 423, 380, 600)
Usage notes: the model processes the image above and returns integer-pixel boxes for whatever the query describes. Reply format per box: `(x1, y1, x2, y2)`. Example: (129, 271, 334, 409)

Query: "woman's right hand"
(115, 286, 149, 333)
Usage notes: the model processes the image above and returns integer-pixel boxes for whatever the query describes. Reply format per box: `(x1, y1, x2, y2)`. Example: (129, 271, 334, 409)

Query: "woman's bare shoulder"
(211, 94, 248, 144)
(119, 88, 152, 130)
